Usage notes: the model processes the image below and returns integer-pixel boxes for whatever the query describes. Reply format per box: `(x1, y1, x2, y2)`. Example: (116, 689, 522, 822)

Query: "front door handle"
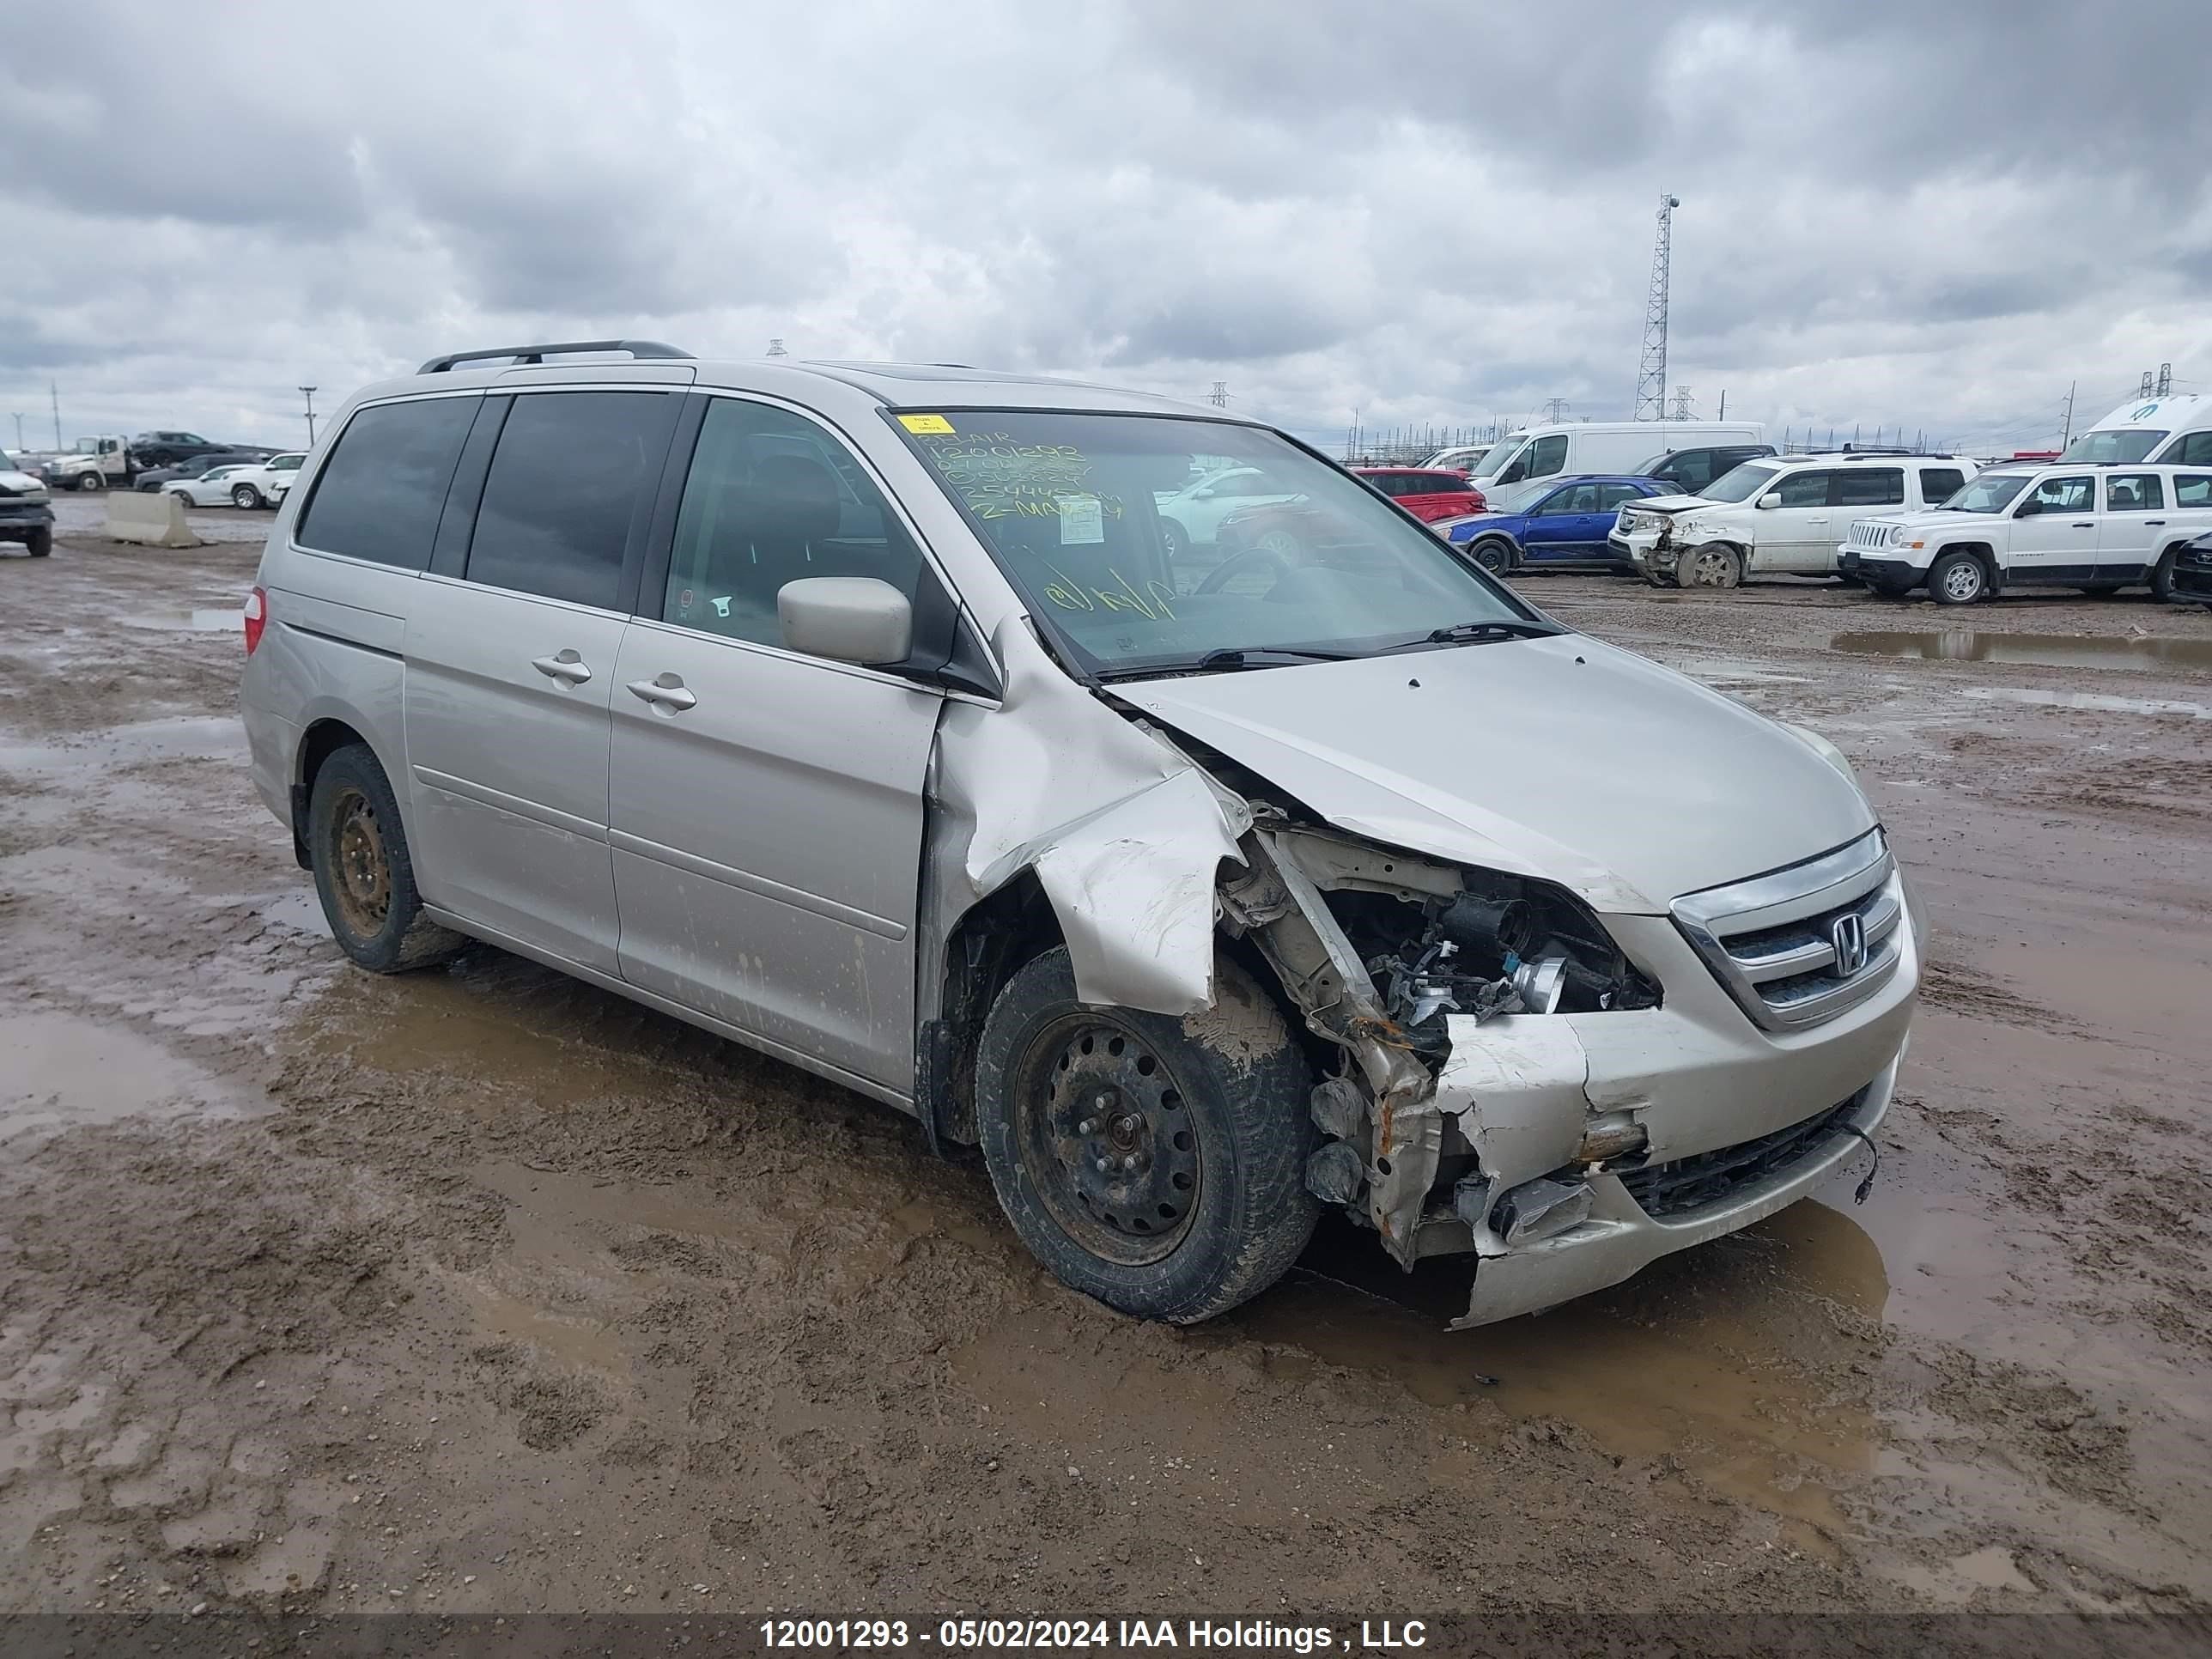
(2071, 521, 2095, 528)
(627, 674, 697, 712)
(2146, 519, 2166, 526)
(532, 650, 592, 685)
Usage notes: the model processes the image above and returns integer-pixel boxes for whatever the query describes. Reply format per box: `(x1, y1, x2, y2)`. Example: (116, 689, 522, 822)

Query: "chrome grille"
(1672, 829, 1904, 1031)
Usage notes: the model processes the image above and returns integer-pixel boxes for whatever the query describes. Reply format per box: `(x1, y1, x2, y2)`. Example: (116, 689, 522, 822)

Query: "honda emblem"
(1831, 912, 1869, 977)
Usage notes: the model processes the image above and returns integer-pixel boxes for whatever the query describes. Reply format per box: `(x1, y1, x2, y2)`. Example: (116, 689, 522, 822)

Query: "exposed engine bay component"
(1492, 1174, 1595, 1246)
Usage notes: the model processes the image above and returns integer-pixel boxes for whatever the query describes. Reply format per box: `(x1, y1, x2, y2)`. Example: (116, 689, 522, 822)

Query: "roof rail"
(417, 339, 692, 374)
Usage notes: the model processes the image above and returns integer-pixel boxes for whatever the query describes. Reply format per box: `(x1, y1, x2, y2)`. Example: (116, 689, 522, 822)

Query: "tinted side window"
(1671, 452, 1719, 492)
(466, 392, 670, 608)
(1524, 434, 1569, 479)
(1775, 471, 1833, 507)
(660, 398, 927, 652)
(1919, 468, 1965, 503)
(2172, 434, 2212, 466)
(1838, 468, 1905, 507)
(296, 397, 477, 570)
(2175, 473, 2212, 507)
(2026, 475, 2094, 514)
(1547, 483, 1600, 514)
(1595, 483, 1645, 510)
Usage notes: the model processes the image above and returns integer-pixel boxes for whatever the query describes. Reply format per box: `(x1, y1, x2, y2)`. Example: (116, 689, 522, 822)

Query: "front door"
(1755, 468, 1838, 572)
(403, 387, 681, 971)
(2005, 474, 2099, 583)
(1518, 481, 1605, 561)
(608, 394, 944, 1091)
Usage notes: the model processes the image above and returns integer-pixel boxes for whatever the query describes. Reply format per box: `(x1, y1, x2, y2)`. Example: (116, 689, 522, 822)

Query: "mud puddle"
(1834, 629, 2212, 672)
(1960, 685, 2209, 718)
(1226, 1198, 1886, 1540)
(0, 1009, 263, 1143)
(0, 714, 246, 771)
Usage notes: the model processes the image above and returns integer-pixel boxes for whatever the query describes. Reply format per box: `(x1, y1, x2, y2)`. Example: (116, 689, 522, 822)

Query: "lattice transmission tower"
(1633, 193, 1680, 422)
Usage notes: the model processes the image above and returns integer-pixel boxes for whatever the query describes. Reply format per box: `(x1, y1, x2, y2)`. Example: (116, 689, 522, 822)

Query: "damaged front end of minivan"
(918, 619, 1908, 1330)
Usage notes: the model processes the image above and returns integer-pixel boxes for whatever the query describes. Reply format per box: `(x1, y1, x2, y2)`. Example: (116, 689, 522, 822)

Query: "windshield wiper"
(1092, 645, 1355, 683)
(1383, 619, 1564, 652)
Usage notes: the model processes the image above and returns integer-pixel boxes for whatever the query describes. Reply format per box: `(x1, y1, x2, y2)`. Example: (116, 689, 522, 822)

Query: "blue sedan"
(1436, 475, 1669, 573)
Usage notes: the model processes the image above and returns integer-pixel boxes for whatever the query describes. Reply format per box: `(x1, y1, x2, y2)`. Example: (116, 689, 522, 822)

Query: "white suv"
(1613, 453, 1975, 588)
(1838, 464, 2212, 604)
(216, 452, 307, 510)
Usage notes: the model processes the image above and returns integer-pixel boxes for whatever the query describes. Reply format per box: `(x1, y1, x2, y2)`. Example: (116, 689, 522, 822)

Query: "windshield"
(1940, 473, 2031, 513)
(2059, 428, 2165, 465)
(894, 410, 1533, 678)
(1701, 462, 1782, 503)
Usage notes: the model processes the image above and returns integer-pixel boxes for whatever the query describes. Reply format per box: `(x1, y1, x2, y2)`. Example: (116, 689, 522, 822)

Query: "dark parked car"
(1634, 443, 1777, 497)
(130, 430, 233, 468)
(2166, 530, 2212, 605)
(135, 452, 269, 490)
(1439, 475, 1673, 573)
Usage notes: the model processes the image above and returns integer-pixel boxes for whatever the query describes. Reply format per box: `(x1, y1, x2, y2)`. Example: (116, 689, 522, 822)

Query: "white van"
(1423, 442, 1498, 473)
(2060, 395, 2212, 467)
(1468, 421, 1766, 497)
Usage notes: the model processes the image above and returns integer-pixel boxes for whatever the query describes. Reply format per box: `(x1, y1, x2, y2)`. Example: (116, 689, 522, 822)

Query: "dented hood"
(1112, 634, 1875, 913)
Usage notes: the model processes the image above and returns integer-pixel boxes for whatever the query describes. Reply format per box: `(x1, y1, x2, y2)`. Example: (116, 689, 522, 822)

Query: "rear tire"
(975, 947, 1319, 1324)
(307, 744, 466, 974)
(1159, 518, 1189, 561)
(1929, 550, 1988, 605)
(26, 527, 52, 558)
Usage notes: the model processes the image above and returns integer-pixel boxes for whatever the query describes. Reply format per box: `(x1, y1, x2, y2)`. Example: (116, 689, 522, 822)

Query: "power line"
(1669, 386, 1695, 422)
(1633, 192, 1679, 422)
(1208, 381, 1229, 408)
(1541, 397, 1570, 422)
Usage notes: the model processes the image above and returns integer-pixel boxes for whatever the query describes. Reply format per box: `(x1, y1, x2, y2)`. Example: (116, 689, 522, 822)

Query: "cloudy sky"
(4, 0, 2208, 458)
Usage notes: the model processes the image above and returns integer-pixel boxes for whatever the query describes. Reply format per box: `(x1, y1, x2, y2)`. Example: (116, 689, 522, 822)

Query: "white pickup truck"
(1838, 462, 2212, 603)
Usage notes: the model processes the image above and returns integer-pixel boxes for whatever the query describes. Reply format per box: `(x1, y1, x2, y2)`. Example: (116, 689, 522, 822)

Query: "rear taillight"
(243, 586, 267, 655)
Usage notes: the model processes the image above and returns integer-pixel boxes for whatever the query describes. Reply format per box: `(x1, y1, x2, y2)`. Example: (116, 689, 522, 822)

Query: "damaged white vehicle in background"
(241, 349, 1923, 1331)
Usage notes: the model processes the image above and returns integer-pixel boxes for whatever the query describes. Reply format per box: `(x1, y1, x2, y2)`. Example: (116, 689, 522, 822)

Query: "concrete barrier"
(106, 490, 204, 549)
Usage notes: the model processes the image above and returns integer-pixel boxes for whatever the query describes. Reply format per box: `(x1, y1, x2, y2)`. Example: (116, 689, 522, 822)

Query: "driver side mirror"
(778, 577, 912, 666)
(1756, 493, 1782, 510)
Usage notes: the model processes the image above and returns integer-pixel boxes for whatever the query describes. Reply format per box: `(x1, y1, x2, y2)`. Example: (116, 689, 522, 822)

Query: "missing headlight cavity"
(1328, 866, 1659, 1055)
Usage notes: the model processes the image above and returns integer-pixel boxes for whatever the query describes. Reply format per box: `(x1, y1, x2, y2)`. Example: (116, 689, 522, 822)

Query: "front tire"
(231, 483, 264, 510)
(1159, 518, 1189, 561)
(74, 473, 104, 492)
(307, 744, 466, 974)
(2150, 548, 2180, 604)
(26, 527, 52, 558)
(1468, 536, 1513, 574)
(975, 947, 1319, 1323)
(1929, 550, 1988, 605)
(1681, 542, 1744, 588)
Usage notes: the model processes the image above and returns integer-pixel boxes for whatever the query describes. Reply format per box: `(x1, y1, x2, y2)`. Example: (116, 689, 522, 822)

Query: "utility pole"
(1669, 386, 1694, 421)
(1718, 390, 1726, 420)
(1542, 397, 1570, 422)
(2062, 380, 2076, 447)
(1208, 381, 1228, 408)
(1633, 192, 1680, 422)
(2156, 362, 2172, 398)
(299, 386, 319, 447)
(2140, 370, 2155, 401)
(10, 413, 21, 452)
(51, 382, 61, 450)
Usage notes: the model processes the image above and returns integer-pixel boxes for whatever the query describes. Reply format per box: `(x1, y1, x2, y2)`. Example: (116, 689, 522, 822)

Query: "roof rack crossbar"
(417, 339, 693, 374)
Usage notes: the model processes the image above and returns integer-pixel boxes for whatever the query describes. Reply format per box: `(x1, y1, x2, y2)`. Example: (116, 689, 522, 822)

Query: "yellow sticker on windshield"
(897, 413, 955, 434)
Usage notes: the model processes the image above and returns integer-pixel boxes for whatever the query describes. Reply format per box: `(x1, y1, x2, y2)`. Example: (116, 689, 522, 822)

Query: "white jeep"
(1838, 463, 2212, 604)
(1612, 453, 1974, 588)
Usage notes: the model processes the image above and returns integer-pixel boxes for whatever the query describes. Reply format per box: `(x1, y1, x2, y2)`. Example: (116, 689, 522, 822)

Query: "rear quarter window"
(1918, 469, 1965, 502)
(295, 397, 479, 570)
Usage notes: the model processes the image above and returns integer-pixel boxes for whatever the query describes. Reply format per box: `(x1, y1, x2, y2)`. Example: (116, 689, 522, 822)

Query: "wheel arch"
(921, 867, 1067, 1155)
(291, 716, 387, 869)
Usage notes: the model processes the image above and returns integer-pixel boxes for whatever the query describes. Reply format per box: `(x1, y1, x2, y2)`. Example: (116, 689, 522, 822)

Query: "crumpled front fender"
(930, 617, 1250, 1016)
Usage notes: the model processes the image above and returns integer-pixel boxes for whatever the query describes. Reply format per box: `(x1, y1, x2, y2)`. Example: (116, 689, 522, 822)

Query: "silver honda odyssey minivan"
(241, 341, 1922, 1328)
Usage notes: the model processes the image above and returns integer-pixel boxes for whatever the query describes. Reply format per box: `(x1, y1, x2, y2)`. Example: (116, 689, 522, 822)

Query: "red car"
(1351, 466, 1486, 521)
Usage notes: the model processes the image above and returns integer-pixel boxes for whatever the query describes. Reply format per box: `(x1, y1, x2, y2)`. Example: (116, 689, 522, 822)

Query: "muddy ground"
(2, 495, 2209, 1626)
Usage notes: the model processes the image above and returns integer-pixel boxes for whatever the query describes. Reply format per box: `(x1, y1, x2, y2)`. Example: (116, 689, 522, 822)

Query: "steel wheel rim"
(1012, 1014, 1202, 1267)
(1942, 562, 1980, 601)
(328, 785, 392, 937)
(1475, 541, 1507, 572)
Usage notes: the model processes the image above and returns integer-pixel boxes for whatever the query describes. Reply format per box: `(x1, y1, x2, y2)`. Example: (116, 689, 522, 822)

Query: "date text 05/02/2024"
(758, 1618, 1429, 1650)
